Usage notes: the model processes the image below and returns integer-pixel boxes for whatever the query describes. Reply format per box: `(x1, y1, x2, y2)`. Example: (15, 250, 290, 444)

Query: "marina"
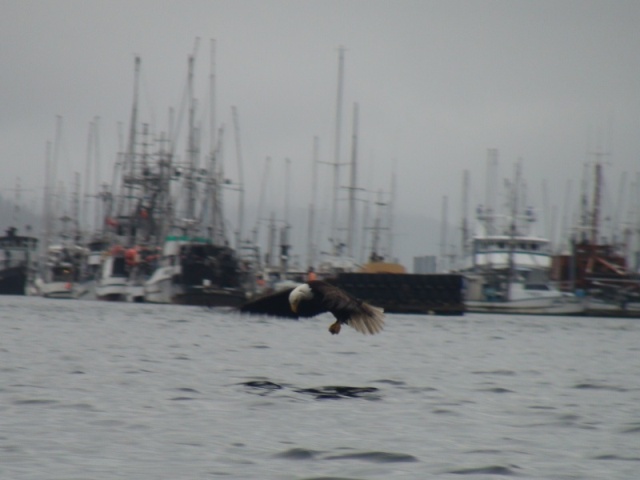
(1, 46, 474, 315)
(0, 24, 639, 319)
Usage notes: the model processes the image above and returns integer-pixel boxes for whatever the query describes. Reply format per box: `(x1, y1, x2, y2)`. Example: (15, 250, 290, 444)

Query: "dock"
(329, 273, 465, 315)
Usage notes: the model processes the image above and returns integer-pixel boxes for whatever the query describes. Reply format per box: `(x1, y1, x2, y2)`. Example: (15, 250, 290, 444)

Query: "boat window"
(112, 257, 128, 277)
(497, 242, 505, 249)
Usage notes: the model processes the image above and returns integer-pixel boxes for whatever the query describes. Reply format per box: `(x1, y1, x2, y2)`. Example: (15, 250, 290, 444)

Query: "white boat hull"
(464, 275, 585, 315)
(35, 278, 96, 300)
(95, 279, 128, 301)
(143, 266, 176, 304)
(466, 297, 584, 315)
(39, 280, 74, 299)
(583, 298, 640, 318)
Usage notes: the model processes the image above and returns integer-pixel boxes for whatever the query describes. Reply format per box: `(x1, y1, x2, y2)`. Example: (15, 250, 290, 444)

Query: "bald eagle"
(240, 280, 384, 335)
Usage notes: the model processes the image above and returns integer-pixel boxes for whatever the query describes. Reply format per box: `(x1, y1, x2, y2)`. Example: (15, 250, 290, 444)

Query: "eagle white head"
(289, 283, 313, 313)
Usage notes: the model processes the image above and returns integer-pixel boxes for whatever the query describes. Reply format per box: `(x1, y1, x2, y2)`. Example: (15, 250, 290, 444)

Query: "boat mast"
(215, 125, 226, 242)
(590, 150, 604, 245)
(185, 53, 197, 226)
(12, 178, 21, 230)
(42, 117, 63, 254)
(52, 116, 63, 244)
(41, 141, 52, 256)
(347, 102, 359, 258)
(92, 117, 102, 233)
(280, 158, 292, 279)
(505, 161, 522, 302)
(484, 148, 498, 235)
(71, 172, 81, 242)
(439, 195, 448, 272)
(283, 158, 291, 231)
(306, 137, 319, 269)
(209, 39, 217, 165)
(252, 156, 272, 249)
(330, 46, 346, 254)
(208, 39, 220, 243)
(387, 163, 397, 261)
(83, 119, 94, 234)
(122, 57, 140, 224)
(360, 193, 371, 264)
(232, 105, 245, 249)
(461, 169, 470, 264)
(371, 190, 384, 261)
(267, 211, 276, 269)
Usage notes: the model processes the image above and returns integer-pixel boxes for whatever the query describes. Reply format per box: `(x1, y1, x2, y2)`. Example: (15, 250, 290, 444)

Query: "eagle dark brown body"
(240, 280, 384, 335)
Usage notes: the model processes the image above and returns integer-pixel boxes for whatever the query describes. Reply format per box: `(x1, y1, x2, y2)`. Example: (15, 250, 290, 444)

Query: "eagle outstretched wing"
(239, 287, 297, 318)
(239, 280, 384, 335)
(239, 286, 325, 318)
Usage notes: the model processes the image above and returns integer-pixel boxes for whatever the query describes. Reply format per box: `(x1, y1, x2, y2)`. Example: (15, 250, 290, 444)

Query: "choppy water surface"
(1, 296, 639, 479)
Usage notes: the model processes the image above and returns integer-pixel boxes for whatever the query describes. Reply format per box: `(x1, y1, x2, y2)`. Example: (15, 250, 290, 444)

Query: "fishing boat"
(95, 57, 176, 301)
(550, 157, 640, 317)
(464, 274, 583, 315)
(0, 227, 38, 295)
(36, 244, 91, 299)
(144, 235, 246, 306)
(95, 246, 129, 301)
(463, 236, 583, 315)
(143, 46, 249, 306)
(460, 158, 584, 315)
(552, 233, 640, 317)
(94, 244, 159, 302)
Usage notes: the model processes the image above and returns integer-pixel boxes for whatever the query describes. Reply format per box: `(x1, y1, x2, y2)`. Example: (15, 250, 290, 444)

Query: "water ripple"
(12, 399, 58, 406)
(446, 464, 521, 475)
(274, 447, 323, 460)
(240, 380, 381, 400)
(592, 454, 640, 462)
(301, 477, 365, 480)
(371, 378, 406, 386)
(175, 387, 200, 394)
(294, 386, 380, 400)
(478, 387, 514, 394)
(472, 370, 516, 376)
(324, 451, 418, 463)
(241, 380, 285, 394)
(621, 423, 640, 434)
(573, 382, 628, 392)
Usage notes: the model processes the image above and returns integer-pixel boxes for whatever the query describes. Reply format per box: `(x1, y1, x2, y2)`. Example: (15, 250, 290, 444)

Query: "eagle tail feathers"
(348, 303, 385, 335)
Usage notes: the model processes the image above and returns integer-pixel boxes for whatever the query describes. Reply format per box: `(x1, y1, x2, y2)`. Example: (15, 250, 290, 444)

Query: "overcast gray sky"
(2, 0, 639, 266)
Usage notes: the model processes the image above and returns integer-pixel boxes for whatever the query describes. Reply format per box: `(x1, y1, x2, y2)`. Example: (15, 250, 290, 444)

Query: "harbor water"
(1, 296, 639, 479)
